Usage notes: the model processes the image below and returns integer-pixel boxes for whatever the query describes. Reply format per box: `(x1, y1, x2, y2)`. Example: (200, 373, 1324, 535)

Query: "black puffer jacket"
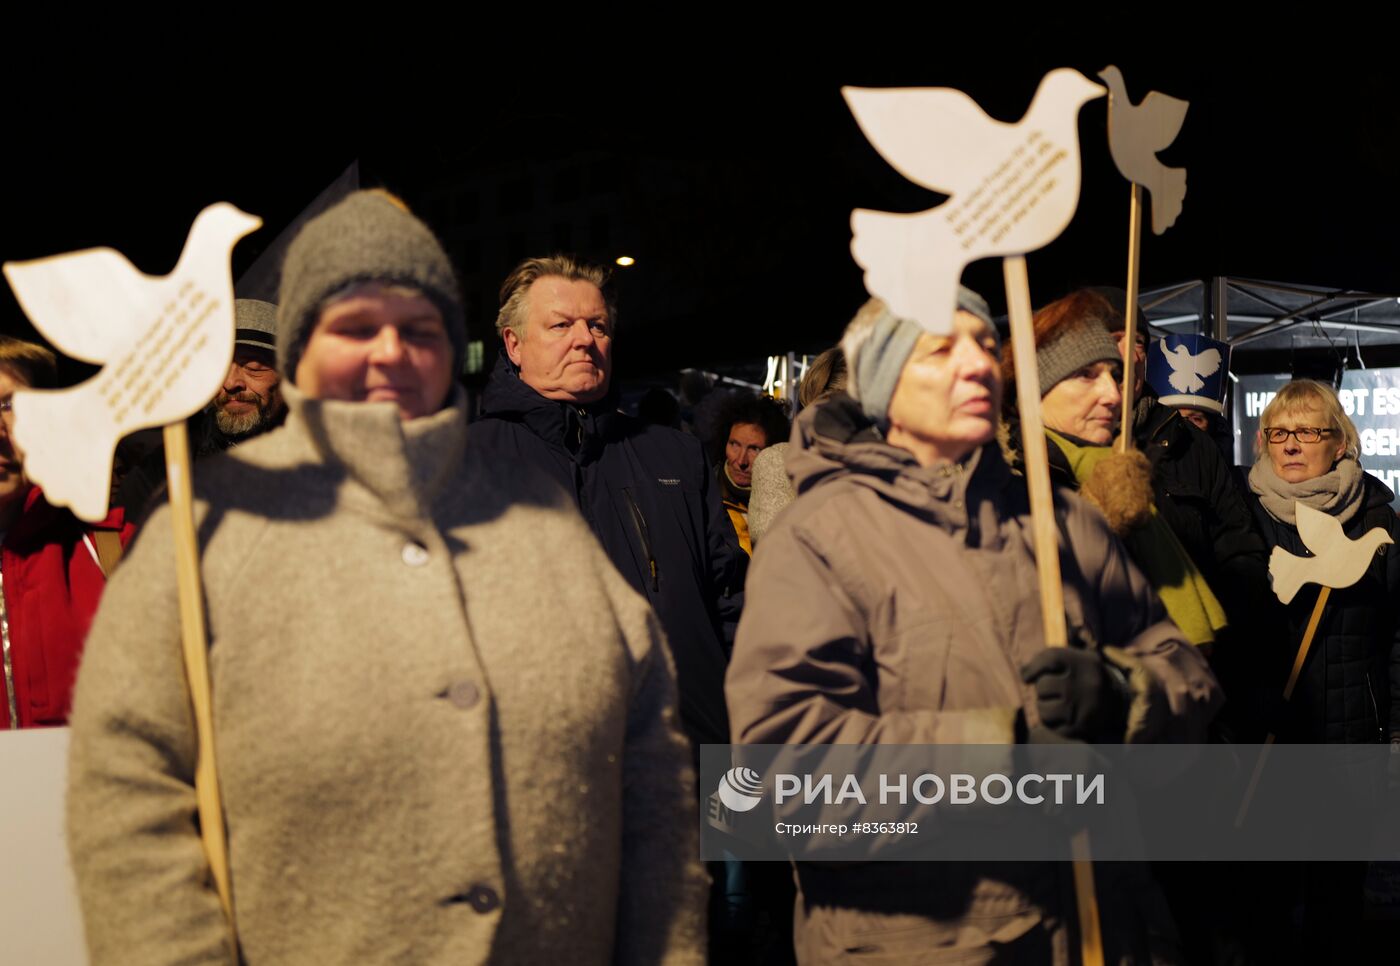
(1133, 399, 1270, 630)
(1245, 473, 1400, 744)
(469, 353, 745, 747)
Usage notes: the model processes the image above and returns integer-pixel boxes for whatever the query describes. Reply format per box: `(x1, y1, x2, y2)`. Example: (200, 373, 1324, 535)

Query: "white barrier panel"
(0, 728, 87, 965)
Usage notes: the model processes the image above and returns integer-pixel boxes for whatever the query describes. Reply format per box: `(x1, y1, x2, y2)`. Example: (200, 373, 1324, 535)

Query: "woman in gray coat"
(66, 192, 706, 965)
(725, 292, 1221, 964)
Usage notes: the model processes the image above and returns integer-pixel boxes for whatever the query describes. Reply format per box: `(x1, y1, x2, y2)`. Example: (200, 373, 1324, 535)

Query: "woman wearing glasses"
(1243, 378, 1400, 962)
(1246, 378, 1399, 746)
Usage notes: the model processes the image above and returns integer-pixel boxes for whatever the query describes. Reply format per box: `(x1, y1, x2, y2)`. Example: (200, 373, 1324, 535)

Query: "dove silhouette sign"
(1098, 67, 1190, 448)
(849, 72, 1110, 964)
(1147, 334, 1230, 412)
(3, 203, 262, 521)
(1099, 66, 1189, 235)
(843, 69, 1105, 333)
(1268, 502, 1394, 606)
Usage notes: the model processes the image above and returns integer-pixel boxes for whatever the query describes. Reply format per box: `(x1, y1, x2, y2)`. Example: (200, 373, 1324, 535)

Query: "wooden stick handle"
(1235, 584, 1330, 827)
(1070, 830, 1103, 962)
(1284, 586, 1330, 701)
(1005, 256, 1069, 649)
(1004, 256, 1101, 966)
(1118, 183, 1144, 453)
(1234, 735, 1275, 828)
(163, 423, 238, 954)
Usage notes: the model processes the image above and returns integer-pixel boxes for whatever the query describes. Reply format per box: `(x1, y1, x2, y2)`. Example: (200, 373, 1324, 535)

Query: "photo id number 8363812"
(851, 823, 918, 834)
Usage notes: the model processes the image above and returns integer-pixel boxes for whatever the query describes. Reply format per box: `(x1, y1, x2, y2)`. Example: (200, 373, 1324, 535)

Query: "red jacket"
(1, 487, 134, 728)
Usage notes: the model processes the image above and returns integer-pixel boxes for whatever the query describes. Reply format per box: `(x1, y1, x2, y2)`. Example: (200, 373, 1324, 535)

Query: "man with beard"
(210, 299, 286, 440)
(115, 299, 287, 519)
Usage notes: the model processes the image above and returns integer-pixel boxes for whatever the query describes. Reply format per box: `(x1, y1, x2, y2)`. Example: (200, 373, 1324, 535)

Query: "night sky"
(3, 51, 1396, 383)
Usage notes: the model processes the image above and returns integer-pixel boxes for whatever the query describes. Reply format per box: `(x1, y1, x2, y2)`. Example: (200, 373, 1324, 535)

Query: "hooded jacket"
(469, 353, 744, 747)
(726, 396, 1221, 963)
(66, 385, 705, 965)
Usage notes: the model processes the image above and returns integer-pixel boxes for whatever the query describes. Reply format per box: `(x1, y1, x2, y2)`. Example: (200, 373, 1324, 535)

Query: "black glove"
(1020, 647, 1131, 743)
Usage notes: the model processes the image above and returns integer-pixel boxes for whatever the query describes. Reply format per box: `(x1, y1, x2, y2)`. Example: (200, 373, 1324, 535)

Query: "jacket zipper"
(622, 489, 659, 592)
(1, 567, 16, 729)
(1365, 672, 1382, 742)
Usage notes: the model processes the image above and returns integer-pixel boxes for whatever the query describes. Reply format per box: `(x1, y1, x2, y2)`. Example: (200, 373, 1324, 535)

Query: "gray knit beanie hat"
(276, 190, 464, 382)
(843, 286, 998, 426)
(1036, 317, 1121, 396)
(234, 299, 278, 352)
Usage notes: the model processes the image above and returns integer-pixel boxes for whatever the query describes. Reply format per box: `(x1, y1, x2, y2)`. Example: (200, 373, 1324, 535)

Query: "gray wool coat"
(726, 398, 1222, 965)
(66, 385, 706, 965)
(745, 441, 793, 549)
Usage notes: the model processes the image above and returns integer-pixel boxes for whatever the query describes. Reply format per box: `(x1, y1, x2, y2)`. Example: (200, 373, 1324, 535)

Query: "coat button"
(402, 542, 430, 566)
(447, 680, 480, 710)
(467, 885, 500, 914)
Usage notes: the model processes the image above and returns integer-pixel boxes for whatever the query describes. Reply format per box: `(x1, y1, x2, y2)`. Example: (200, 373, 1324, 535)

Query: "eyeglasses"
(1262, 426, 1334, 444)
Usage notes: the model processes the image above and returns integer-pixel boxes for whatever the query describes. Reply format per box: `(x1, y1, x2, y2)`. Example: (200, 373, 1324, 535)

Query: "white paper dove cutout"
(843, 68, 1105, 333)
(1099, 66, 1189, 235)
(1268, 501, 1393, 604)
(3, 203, 262, 521)
(1161, 340, 1222, 393)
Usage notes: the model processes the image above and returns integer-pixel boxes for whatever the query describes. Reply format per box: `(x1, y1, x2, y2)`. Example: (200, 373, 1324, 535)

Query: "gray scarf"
(1248, 455, 1366, 527)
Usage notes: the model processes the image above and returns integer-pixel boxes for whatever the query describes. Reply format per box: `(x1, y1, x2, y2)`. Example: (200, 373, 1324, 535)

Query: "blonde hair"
(495, 255, 613, 340)
(798, 346, 847, 408)
(1256, 378, 1359, 462)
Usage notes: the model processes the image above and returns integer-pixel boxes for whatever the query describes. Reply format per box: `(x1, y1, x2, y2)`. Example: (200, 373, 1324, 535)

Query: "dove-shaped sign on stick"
(1098, 67, 1190, 449)
(1236, 501, 1393, 827)
(3, 203, 259, 948)
(1269, 501, 1393, 607)
(1100, 65, 1189, 236)
(846, 69, 1108, 966)
(844, 68, 1105, 333)
(4, 203, 262, 521)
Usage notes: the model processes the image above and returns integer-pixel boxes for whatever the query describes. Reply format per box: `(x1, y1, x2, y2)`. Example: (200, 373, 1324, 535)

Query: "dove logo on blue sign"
(716, 767, 766, 812)
(1147, 334, 1231, 414)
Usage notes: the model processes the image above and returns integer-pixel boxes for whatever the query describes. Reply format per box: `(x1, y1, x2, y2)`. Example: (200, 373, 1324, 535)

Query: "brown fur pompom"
(1079, 449, 1154, 536)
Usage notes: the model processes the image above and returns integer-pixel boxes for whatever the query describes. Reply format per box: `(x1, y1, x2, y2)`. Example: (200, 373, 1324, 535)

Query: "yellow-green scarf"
(1047, 430, 1228, 646)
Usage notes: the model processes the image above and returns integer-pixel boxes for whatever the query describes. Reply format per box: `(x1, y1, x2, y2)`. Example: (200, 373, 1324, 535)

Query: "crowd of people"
(1, 189, 1396, 964)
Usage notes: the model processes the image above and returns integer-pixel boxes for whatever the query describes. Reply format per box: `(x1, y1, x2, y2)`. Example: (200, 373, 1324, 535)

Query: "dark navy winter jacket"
(469, 355, 744, 746)
(1246, 473, 1400, 744)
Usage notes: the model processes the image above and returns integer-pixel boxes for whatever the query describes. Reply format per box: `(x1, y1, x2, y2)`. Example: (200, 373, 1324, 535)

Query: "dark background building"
(4, 51, 1397, 387)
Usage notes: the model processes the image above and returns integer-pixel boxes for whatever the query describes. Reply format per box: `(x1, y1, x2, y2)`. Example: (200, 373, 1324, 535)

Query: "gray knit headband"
(852, 286, 999, 425)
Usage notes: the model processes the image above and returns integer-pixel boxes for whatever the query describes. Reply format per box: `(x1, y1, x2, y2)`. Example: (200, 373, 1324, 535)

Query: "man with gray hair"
(471, 254, 745, 755)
